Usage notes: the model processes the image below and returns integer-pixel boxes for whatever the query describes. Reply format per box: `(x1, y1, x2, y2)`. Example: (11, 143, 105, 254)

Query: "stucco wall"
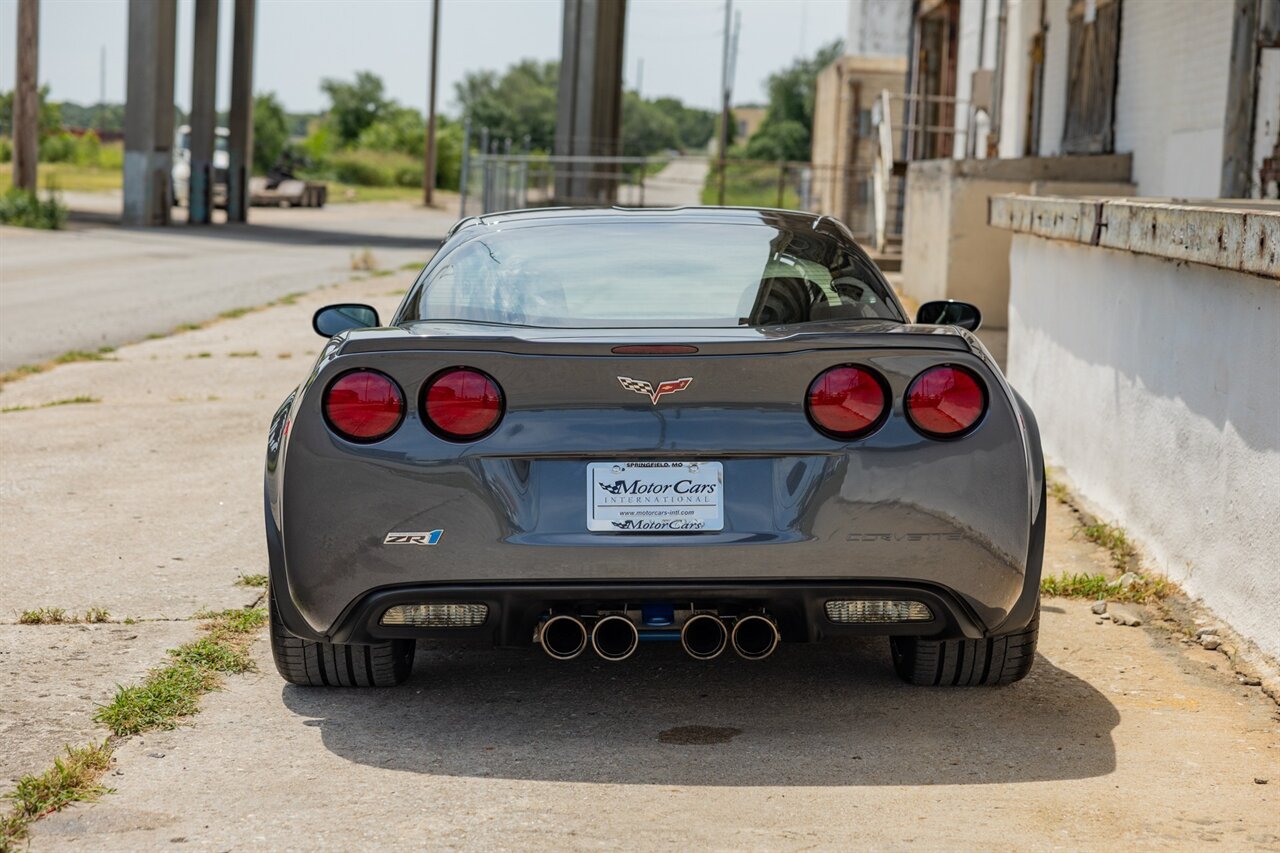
(901, 155, 1131, 326)
(1008, 236, 1280, 659)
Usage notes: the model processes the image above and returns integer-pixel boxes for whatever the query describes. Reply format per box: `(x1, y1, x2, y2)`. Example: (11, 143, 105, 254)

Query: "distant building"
(893, 0, 1280, 328)
(846, 0, 911, 56)
(904, 0, 1279, 199)
(733, 106, 767, 143)
(810, 56, 908, 238)
(808, 0, 911, 239)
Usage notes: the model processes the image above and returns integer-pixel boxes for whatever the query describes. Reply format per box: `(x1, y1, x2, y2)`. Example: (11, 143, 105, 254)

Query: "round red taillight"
(905, 365, 987, 438)
(323, 370, 405, 443)
(805, 366, 889, 439)
(422, 367, 504, 441)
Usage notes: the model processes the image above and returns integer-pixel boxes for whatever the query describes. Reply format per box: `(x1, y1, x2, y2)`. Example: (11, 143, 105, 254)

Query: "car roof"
(446, 206, 845, 239)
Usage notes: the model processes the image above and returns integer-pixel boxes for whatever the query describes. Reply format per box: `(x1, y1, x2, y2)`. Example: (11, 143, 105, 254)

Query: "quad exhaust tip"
(680, 613, 729, 660)
(540, 614, 589, 660)
(731, 614, 780, 661)
(591, 614, 640, 661)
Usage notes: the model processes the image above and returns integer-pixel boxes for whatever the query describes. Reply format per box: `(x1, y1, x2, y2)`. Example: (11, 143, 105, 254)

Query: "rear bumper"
(279, 579, 995, 646)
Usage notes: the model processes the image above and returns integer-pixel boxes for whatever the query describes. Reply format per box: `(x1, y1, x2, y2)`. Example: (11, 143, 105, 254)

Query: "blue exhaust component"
(641, 603, 675, 627)
(637, 629, 681, 642)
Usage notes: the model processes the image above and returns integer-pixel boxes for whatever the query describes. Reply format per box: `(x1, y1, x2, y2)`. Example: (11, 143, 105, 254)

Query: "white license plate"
(587, 461, 724, 532)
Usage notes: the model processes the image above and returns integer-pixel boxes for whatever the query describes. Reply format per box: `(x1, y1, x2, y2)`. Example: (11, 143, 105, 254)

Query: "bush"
(39, 131, 78, 163)
(0, 187, 67, 229)
(324, 149, 425, 188)
(97, 141, 124, 170)
(329, 151, 393, 186)
(0, 136, 11, 163)
(72, 130, 100, 166)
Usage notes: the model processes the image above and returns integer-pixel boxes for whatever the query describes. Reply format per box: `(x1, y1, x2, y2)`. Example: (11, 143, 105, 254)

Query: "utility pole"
(13, 0, 39, 193)
(716, 0, 732, 205)
(424, 0, 441, 206)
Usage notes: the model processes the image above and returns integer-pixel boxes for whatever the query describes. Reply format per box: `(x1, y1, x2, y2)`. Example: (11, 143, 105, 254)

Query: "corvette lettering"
(617, 375, 693, 405)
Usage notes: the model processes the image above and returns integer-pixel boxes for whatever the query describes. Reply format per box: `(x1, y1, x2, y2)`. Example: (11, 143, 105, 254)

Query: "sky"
(0, 0, 849, 115)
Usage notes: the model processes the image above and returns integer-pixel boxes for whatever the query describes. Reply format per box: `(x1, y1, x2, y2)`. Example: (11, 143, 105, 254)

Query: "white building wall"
(1036, 0, 1070, 156)
(846, 0, 910, 57)
(1008, 237, 1280, 660)
(1113, 0, 1234, 196)
(995, 0, 1039, 158)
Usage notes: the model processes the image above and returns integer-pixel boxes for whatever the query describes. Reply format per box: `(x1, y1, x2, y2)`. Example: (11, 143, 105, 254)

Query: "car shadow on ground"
(281, 636, 1118, 787)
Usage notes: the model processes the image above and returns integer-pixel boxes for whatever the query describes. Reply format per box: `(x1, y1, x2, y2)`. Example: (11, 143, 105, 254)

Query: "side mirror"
(916, 300, 982, 331)
(313, 303, 380, 337)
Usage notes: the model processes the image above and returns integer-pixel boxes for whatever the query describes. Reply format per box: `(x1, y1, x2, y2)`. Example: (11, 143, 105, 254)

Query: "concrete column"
(123, 0, 178, 226)
(226, 0, 256, 223)
(188, 0, 219, 224)
(12, 0, 40, 193)
(554, 0, 626, 204)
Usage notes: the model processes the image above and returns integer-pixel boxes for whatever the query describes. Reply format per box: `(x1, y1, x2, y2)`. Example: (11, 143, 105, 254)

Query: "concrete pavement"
(0, 198, 452, 371)
(0, 237, 1277, 850)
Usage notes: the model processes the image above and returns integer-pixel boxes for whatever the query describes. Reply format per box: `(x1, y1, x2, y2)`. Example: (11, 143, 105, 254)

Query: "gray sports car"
(265, 207, 1044, 688)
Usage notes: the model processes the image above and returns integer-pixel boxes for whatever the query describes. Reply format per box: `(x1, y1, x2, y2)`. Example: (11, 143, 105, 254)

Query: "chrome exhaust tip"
(680, 613, 729, 660)
(539, 614, 588, 660)
(591, 614, 639, 661)
(731, 613, 779, 661)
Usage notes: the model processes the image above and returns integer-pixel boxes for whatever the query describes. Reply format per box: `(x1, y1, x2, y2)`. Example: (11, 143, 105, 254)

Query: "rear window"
(402, 221, 904, 328)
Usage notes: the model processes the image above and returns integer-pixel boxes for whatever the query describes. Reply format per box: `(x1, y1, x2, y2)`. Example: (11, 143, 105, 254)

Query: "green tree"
(621, 92, 680, 157)
(748, 39, 844, 161)
(650, 97, 718, 151)
(319, 71, 388, 146)
(455, 60, 559, 151)
(356, 104, 425, 156)
(253, 92, 290, 173)
(744, 119, 809, 161)
(0, 86, 64, 138)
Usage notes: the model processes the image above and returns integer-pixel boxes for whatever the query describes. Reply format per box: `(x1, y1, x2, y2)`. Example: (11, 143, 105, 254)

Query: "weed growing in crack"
(1, 742, 113, 848)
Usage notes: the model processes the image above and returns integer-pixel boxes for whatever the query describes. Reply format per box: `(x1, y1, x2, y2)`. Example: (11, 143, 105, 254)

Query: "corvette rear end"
(265, 208, 1044, 688)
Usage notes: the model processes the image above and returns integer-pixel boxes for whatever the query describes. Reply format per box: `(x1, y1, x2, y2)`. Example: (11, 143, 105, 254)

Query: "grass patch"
(0, 161, 123, 194)
(0, 186, 68, 229)
(325, 182, 423, 204)
(94, 606, 266, 738)
(235, 573, 268, 588)
(54, 348, 113, 365)
(19, 607, 69, 625)
(1040, 571, 1173, 603)
(2, 395, 101, 414)
(217, 307, 255, 321)
(228, 350, 259, 358)
(274, 291, 307, 306)
(1080, 520, 1134, 569)
(350, 248, 378, 272)
(1, 742, 113, 848)
(399, 261, 423, 271)
(18, 607, 114, 625)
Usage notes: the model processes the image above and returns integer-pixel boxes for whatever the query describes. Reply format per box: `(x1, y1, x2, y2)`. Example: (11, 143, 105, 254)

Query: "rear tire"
(890, 603, 1039, 686)
(269, 587, 414, 687)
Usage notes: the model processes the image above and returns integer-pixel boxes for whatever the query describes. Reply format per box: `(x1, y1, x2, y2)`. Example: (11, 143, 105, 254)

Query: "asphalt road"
(1, 224, 1277, 850)
(0, 195, 452, 371)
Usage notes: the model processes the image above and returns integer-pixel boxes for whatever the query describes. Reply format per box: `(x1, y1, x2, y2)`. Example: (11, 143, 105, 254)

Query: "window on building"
(1061, 0, 1122, 154)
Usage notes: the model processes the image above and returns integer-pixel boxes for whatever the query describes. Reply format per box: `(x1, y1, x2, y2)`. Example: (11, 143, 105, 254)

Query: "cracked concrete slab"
(0, 277, 409, 620)
(28, 599, 1280, 850)
(0, 620, 195, 787)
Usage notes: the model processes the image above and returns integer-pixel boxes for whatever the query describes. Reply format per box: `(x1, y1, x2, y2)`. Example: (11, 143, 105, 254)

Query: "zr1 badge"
(384, 530, 444, 545)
